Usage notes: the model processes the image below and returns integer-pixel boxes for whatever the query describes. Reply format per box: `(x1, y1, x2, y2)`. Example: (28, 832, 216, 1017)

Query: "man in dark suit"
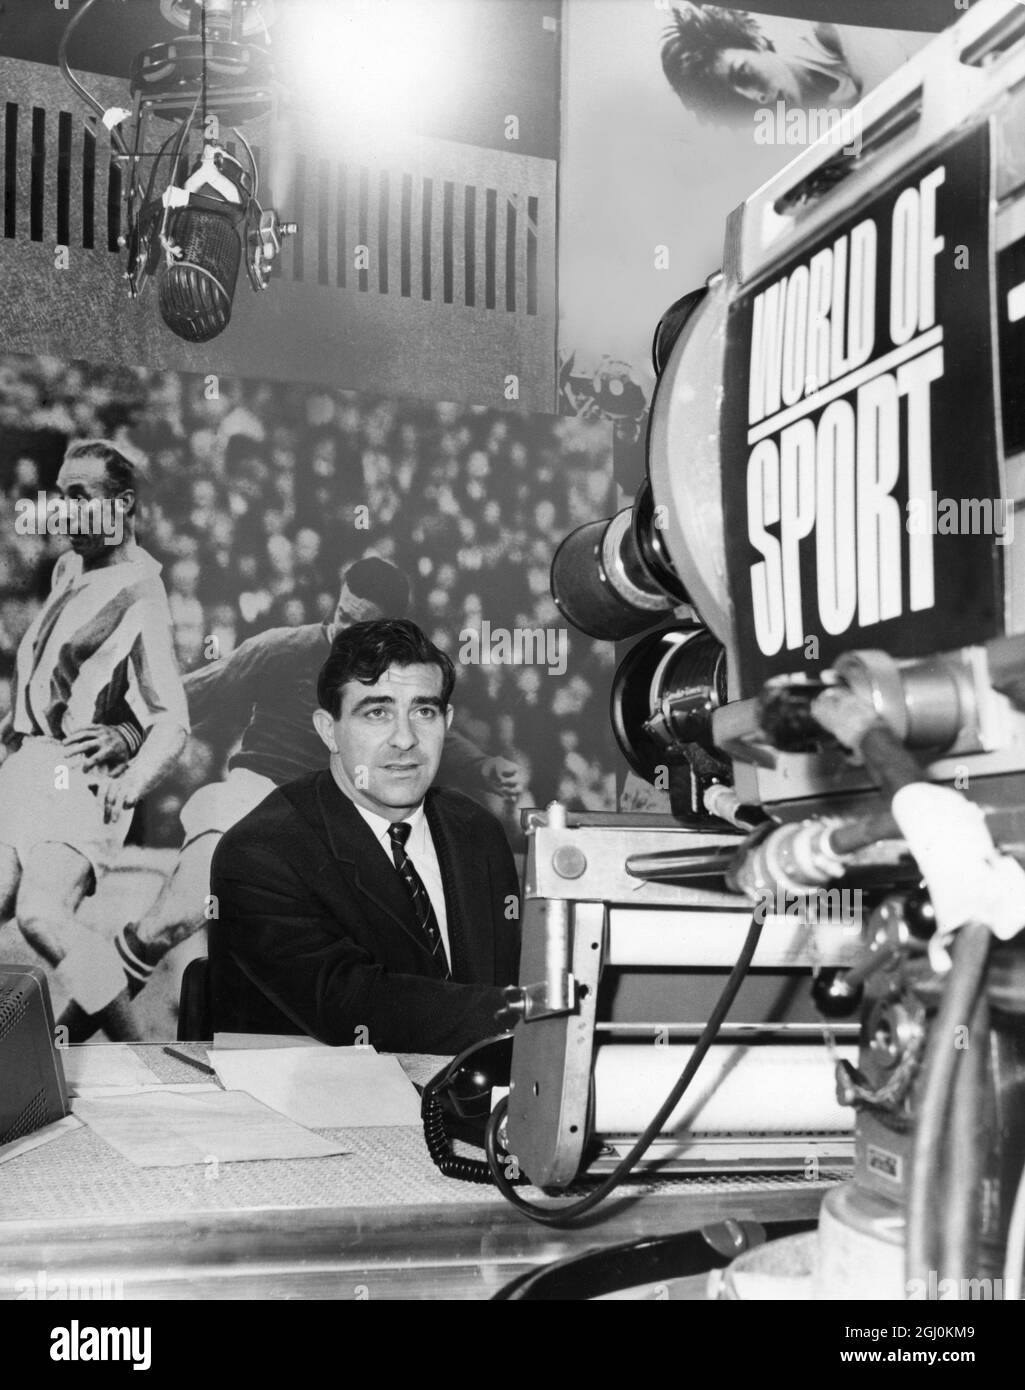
(208, 618, 521, 1053)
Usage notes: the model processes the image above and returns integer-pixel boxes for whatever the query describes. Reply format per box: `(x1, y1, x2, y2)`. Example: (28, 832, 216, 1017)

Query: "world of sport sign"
(721, 123, 1001, 698)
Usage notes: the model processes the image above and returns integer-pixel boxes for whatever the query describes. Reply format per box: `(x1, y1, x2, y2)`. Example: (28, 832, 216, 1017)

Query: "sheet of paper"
(209, 1047, 422, 1128)
(62, 1045, 160, 1094)
(72, 1083, 221, 1099)
(0, 1114, 82, 1167)
(72, 1089, 349, 1167)
(212, 1032, 328, 1051)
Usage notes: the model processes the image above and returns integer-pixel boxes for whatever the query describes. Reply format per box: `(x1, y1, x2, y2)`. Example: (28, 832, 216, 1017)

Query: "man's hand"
(481, 756, 526, 801)
(100, 765, 147, 824)
(63, 724, 133, 773)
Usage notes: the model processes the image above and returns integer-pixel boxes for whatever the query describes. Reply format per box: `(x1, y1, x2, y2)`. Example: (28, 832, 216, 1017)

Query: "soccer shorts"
(0, 736, 133, 886)
(178, 767, 278, 846)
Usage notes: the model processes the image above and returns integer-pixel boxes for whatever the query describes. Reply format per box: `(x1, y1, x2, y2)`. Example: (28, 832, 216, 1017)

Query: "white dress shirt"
(354, 800, 451, 965)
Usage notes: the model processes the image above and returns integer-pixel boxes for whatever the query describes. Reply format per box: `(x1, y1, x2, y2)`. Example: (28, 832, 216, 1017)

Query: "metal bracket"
(508, 974, 578, 1023)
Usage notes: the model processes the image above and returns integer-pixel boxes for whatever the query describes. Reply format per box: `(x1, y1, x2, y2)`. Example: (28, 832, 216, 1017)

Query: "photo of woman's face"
(713, 47, 802, 106)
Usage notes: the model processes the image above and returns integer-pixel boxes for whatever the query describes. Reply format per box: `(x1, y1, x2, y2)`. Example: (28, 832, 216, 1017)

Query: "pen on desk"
(162, 1045, 217, 1077)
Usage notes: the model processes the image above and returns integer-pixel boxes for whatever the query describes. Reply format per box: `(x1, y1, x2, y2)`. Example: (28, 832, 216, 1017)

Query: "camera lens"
(550, 481, 689, 641)
(551, 512, 674, 640)
(610, 626, 727, 782)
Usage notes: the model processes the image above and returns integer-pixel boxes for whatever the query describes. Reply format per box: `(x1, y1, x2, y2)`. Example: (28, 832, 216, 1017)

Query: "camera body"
(647, 1, 1025, 823)
(513, 0, 1025, 1292)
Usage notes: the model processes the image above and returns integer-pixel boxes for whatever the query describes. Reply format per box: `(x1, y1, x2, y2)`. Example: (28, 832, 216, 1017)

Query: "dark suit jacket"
(208, 769, 521, 1053)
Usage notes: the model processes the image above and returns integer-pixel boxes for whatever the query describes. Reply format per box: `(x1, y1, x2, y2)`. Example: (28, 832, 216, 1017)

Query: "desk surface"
(0, 1044, 837, 1299)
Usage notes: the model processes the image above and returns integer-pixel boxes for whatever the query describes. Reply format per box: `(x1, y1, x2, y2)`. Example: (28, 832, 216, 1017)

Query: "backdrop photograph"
(557, 0, 934, 449)
(0, 350, 617, 1037)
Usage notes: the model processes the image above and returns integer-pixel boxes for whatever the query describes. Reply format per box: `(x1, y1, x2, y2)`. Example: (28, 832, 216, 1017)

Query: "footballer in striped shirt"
(0, 440, 189, 1034)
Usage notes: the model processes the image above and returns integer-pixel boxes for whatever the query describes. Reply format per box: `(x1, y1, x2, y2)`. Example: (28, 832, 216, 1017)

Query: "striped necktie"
(388, 821, 450, 978)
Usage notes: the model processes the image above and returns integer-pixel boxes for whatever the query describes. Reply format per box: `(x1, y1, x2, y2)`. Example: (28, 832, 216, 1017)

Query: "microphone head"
(157, 206, 242, 342)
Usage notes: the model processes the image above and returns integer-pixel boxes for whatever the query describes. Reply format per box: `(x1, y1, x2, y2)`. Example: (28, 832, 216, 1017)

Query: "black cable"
(234, 128, 259, 201)
(57, 0, 131, 158)
(421, 1090, 495, 1185)
(114, 92, 145, 273)
(200, 1, 209, 142)
(155, 90, 205, 253)
(484, 911, 764, 1226)
(492, 1219, 817, 1300)
(941, 984, 988, 1290)
(906, 922, 991, 1294)
(140, 127, 184, 214)
(173, 87, 205, 185)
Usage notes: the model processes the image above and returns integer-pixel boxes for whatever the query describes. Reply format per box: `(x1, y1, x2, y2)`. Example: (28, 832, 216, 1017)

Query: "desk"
(0, 1045, 836, 1299)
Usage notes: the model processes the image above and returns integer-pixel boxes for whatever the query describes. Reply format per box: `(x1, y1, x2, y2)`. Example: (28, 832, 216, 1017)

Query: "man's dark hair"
(64, 438, 138, 515)
(661, 3, 770, 124)
(342, 557, 412, 617)
(318, 618, 455, 718)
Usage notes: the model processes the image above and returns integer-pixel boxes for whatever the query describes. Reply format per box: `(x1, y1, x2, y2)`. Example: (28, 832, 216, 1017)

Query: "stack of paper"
(208, 1046, 422, 1128)
(73, 1089, 348, 1167)
(62, 1045, 161, 1095)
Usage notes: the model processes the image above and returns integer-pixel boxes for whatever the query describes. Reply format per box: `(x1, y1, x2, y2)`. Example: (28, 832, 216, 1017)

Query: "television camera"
(494, 0, 1025, 1300)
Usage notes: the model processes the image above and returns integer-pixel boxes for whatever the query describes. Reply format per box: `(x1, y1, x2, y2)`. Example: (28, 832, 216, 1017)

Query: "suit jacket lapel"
(309, 771, 446, 971)
(426, 792, 495, 985)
